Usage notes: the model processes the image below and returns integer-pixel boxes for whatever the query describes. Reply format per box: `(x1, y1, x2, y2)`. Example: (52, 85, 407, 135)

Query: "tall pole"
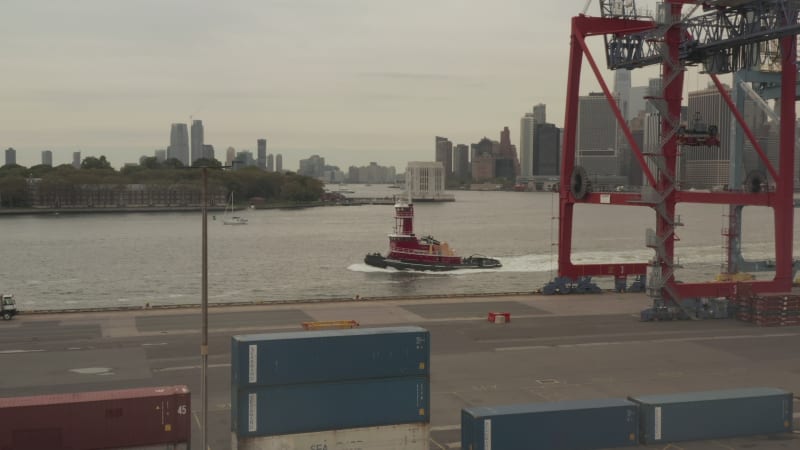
(201, 167, 209, 450)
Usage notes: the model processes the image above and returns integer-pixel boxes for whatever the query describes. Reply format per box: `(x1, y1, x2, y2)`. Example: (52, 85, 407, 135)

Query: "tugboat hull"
(364, 253, 501, 272)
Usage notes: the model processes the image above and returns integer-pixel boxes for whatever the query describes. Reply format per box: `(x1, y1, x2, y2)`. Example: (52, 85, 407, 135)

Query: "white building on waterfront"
(405, 161, 454, 202)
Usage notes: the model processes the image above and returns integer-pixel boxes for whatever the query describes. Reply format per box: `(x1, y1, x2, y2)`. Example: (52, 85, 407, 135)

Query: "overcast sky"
(2, 1, 687, 171)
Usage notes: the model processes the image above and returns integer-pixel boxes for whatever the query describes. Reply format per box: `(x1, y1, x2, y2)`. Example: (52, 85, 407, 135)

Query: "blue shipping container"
(630, 387, 793, 444)
(462, 399, 639, 450)
(232, 376, 430, 437)
(231, 326, 430, 387)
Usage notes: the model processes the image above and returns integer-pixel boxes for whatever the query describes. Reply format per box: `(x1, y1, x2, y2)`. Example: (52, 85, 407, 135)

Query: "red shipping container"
(0, 385, 191, 450)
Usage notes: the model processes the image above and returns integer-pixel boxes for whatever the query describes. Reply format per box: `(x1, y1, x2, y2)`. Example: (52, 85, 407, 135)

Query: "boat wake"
(349, 243, 784, 276)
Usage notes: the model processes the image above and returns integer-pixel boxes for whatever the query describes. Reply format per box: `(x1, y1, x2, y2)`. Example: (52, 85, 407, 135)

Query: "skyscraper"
(532, 123, 560, 176)
(41, 150, 52, 167)
(190, 120, 204, 163)
(257, 139, 267, 169)
(267, 154, 274, 172)
(276, 154, 283, 172)
(613, 70, 632, 120)
(72, 151, 81, 168)
(452, 144, 469, 179)
(520, 105, 546, 178)
(435, 136, 453, 177)
(533, 103, 546, 124)
(169, 123, 190, 166)
(683, 86, 732, 189)
(226, 147, 236, 166)
(577, 93, 620, 176)
(203, 145, 215, 161)
(646, 78, 663, 114)
(4, 147, 16, 166)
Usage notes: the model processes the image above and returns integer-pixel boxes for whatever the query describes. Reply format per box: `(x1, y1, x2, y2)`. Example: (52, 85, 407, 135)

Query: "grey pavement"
(1, 292, 799, 450)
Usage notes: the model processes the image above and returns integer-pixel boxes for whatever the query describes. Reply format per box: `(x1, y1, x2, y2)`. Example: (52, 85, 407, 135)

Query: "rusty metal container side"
(0, 385, 191, 450)
(232, 376, 430, 437)
(232, 423, 430, 450)
(630, 387, 793, 444)
(462, 398, 639, 450)
(231, 326, 430, 387)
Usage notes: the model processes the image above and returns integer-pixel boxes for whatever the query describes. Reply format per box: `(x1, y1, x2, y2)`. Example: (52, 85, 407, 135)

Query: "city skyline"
(1, 1, 698, 171)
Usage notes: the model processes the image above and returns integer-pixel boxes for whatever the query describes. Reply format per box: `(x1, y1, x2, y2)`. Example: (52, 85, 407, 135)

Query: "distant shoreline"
(0, 202, 335, 216)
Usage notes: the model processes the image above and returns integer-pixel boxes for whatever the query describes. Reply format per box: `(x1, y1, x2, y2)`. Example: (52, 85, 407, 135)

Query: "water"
(1, 186, 797, 311)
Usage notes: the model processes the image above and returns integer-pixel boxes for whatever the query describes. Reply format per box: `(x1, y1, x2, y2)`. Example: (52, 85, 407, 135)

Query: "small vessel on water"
(223, 193, 248, 225)
(364, 198, 501, 271)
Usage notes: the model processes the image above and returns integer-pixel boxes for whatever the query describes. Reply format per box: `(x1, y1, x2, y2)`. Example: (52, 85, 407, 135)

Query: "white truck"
(1, 294, 17, 320)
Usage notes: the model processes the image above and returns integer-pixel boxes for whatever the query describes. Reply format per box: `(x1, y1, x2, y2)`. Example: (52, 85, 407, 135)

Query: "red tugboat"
(364, 199, 501, 271)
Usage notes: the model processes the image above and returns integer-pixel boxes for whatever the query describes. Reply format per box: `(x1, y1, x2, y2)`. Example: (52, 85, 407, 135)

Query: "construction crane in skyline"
(556, 0, 798, 318)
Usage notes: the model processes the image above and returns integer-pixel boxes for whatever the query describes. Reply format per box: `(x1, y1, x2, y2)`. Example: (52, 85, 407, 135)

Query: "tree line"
(0, 155, 324, 208)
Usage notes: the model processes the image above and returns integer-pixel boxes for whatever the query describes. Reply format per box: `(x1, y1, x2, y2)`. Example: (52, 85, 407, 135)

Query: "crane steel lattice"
(559, 0, 797, 315)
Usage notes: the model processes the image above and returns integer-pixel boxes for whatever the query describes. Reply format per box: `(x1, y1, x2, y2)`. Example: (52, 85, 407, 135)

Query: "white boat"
(223, 193, 248, 225)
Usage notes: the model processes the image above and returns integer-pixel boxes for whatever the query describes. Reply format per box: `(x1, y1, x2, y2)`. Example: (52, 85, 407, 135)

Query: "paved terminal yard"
(1, 292, 799, 449)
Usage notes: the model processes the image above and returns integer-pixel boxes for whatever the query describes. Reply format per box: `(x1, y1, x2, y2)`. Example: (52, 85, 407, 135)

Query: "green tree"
(139, 156, 162, 170)
(163, 158, 185, 169)
(0, 175, 28, 207)
(81, 155, 113, 170)
(192, 158, 222, 169)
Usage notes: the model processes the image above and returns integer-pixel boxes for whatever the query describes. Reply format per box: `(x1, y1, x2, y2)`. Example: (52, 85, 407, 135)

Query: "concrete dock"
(1, 292, 798, 449)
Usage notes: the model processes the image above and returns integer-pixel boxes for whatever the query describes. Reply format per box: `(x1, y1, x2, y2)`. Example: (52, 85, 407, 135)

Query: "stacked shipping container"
(231, 326, 431, 450)
(0, 385, 191, 450)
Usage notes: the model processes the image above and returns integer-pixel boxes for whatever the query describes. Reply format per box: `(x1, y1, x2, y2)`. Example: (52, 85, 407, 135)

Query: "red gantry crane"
(556, 0, 798, 319)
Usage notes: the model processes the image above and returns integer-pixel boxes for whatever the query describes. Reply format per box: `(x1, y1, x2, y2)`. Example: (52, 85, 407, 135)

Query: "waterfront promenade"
(1, 292, 799, 449)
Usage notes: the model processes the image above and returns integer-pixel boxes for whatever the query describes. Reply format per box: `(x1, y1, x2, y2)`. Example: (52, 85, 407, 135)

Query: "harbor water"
(1, 186, 798, 311)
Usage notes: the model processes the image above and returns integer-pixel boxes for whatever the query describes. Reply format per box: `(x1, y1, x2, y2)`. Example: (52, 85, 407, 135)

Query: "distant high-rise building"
(257, 139, 267, 169)
(276, 154, 283, 172)
(435, 136, 453, 178)
(226, 147, 236, 166)
(646, 78, 663, 115)
(299, 155, 326, 178)
(683, 86, 732, 189)
(203, 145, 215, 161)
(453, 144, 469, 179)
(154, 149, 167, 163)
(533, 103, 547, 124)
(520, 105, 546, 177)
(234, 150, 255, 169)
(169, 123, 190, 165)
(190, 120, 204, 163)
(4, 147, 16, 166)
(471, 138, 496, 181)
(629, 86, 649, 119)
(532, 123, 560, 176)
(614, 70, 632, 121)
(577, 92, 620, 176)
(267, 154, 274, 172)
(496, 126, 520, 179)
(349, 162, 396, 184)
(72, 151, 81, 168)
(41, 150, 52, 167)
